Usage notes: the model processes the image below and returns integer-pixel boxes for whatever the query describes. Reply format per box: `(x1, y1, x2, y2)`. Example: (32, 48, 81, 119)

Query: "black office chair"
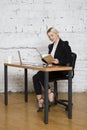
(50, 52, 77, 111)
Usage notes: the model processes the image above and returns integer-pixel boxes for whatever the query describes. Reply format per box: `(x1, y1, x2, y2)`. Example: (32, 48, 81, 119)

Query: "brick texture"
(0, 0, 87, 92)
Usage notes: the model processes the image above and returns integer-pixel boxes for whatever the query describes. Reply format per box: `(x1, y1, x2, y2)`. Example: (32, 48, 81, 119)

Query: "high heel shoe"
(37, 97, 44, 112)
(48, 91, 54, 103)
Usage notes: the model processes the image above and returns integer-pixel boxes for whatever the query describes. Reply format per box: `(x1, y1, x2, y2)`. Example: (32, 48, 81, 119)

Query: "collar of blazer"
(49, 38, 62, 53)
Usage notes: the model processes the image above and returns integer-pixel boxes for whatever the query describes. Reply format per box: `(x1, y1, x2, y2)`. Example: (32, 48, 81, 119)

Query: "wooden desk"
(4, 63, 72, 124)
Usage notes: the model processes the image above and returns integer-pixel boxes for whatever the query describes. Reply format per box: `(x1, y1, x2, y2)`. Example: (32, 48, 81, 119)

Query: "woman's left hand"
(52, 58, 59, 64)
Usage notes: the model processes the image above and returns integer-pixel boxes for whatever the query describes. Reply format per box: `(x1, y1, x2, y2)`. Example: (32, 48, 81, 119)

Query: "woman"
(33, 27, 72, 112)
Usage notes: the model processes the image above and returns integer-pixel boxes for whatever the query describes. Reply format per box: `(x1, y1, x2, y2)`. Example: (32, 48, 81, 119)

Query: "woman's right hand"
(52, 58, 59, 64)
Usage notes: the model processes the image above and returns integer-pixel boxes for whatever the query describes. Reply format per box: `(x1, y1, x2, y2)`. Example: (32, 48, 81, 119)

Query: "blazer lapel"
(54, 39, 62, 58)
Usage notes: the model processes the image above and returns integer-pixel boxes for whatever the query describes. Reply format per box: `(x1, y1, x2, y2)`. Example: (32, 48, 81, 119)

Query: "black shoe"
(37, 107, 43, 112)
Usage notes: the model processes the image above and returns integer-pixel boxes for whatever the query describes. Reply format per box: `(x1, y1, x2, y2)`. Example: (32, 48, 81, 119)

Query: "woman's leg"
(33, 71, 44, 95)
(33, 71, 57, 110)
(33, 71, 44, 111)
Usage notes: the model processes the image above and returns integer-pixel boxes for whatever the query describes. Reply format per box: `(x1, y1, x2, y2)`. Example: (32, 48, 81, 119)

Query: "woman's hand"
(52, 58, 59, 64)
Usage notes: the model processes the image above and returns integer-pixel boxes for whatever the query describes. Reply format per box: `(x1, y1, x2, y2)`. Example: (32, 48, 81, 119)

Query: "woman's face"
(47, 31, 58, 43)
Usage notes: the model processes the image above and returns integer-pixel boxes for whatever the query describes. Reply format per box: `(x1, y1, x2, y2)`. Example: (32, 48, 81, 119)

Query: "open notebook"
(36, 48, 54, 64)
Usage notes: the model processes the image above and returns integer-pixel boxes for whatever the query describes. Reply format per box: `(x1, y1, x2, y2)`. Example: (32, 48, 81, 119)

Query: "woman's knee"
(33, 71, 44, 85)
(32, 74, 37, 82)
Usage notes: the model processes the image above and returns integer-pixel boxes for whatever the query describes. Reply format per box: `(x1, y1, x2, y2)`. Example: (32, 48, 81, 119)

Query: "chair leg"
(54, 81, 58, 104)
(54, 81, 68, 110)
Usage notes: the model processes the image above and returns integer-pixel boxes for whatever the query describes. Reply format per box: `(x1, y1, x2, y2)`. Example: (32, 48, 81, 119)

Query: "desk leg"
(68, 70, 72, 119)
(24, 69, 28, 102)
(44, 72, 49, 124)
(4, 65, 8, 105)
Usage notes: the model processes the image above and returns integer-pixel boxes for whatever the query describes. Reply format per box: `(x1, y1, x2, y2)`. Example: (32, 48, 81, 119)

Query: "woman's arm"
(58, 41, 72, 66)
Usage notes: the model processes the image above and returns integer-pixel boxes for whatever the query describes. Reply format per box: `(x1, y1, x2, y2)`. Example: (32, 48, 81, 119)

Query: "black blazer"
(48, 39, 72, 66)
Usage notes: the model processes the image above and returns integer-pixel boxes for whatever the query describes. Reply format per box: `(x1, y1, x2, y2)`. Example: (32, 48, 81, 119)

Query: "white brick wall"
(0, 0, 87, 92)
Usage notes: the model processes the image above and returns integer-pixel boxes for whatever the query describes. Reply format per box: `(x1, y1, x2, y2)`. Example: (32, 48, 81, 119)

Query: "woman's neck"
(54, 37, 60, 44)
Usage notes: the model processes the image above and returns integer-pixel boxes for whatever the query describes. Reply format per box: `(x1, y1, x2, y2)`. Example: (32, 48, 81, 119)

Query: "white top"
(51, 43, 58, 57)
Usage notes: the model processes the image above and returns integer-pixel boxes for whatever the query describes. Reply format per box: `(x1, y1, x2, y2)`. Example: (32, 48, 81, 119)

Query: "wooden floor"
(0, 93, 87, 130)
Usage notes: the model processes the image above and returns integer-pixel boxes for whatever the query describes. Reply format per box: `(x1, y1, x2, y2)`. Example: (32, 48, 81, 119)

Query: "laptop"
(18, 50, 47, 66)
(18, 50, 33, 65)
(18, 50, 22, 65)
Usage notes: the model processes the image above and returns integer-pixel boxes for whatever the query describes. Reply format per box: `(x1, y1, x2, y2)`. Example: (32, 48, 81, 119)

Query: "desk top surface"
(4, 63, 72, 72)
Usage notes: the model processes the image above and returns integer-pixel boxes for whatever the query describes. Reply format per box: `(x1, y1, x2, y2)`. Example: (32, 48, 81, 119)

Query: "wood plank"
(0, 93, 87, 130)
(4, 63, 72, 72)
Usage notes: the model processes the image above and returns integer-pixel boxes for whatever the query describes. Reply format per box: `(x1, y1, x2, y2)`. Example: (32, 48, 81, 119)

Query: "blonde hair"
(47, 27, 59, 36)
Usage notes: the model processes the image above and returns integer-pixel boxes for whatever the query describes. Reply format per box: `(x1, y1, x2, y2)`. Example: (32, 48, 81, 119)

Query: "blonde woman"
(33, 27, 72, 112)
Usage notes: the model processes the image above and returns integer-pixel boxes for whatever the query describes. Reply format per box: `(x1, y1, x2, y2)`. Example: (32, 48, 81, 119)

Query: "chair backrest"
(71, 52, 77, 77)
